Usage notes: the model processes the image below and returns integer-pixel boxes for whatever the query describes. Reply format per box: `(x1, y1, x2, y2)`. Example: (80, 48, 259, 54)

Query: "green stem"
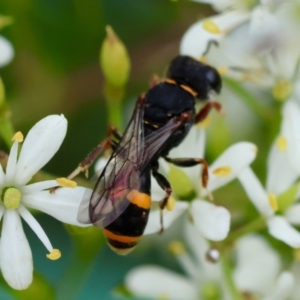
(221, 251, 243, 300)
(227, 216, 266, 242)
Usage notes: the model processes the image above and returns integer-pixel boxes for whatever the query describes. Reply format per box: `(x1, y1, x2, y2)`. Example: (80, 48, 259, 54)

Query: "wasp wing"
(78, 97, 145, 227)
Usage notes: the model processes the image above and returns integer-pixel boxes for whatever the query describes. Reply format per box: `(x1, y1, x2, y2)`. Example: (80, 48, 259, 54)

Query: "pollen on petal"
(202, 20, 221, 34)
(46, 249, 61, 260)
(197, 117, 211, 128)
(166, 196, 176, 211)
(268, 193, 278, 212)
(56, 177, 77, 188)
(276, 136, 287, 152)
(212, 166, 231, 177)
(12, 131, 23, 143)
(168, 240, 185, 256)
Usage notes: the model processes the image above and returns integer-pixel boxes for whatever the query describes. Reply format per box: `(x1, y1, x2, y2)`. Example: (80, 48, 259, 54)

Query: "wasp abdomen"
(104, 191, 151, 255)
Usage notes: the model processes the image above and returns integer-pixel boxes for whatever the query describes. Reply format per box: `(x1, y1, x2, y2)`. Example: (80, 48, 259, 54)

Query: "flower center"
(268, 193, 278, 212)
(212, 166, 231, 177)
(276, 136, 287, 151)
(168, 240, 185, 256)
(2, 187, 21, 209)
(200, 282, 221, 300)
(272, 79, 292, 101)
(202, 20, 221, 34)
(46, 249, 61, 260)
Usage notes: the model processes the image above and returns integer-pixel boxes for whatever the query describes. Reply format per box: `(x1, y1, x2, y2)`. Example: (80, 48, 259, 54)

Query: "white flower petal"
(125, 265, 198, 300)
(180, 11, 249, 58)
(191, 199, 230, 241)
(0, 36, 14, 67)
(267, 216, 300, 248)
(14, 115, 67, 185)
(21, 180, 58, 194)
(18, 205, 53, 252)
(238, 167, 273, 216)
(144, 201, 188, 235)
(5, 141, 18, 185)
(0, 162, 6, 188)
(285, 204, 300, 225)
(234, 235, 280, 294)
(184, 220, 222, 281)
(0, 210, 33, 290)
(207, 142, 257, 193)
(266, 141, 298, 195)
(262, 272, 294, 300)
(94, 157, 108, 173)
(281, 101, 300, 173)
(22, 187, 88, 226)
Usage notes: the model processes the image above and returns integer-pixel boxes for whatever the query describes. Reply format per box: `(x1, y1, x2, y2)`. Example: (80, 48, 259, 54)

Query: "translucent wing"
(78, 97, 145, 227)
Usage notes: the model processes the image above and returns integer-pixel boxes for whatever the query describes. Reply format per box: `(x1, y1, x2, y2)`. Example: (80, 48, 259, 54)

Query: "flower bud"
(100, 25, 130, 87)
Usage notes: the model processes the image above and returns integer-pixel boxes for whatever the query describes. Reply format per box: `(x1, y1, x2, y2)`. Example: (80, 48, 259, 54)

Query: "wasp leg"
(151, 163, 172, 234)
(195, 101, 222, 124)
(164, 157, 214, 201)
(107, 125, 122, 141)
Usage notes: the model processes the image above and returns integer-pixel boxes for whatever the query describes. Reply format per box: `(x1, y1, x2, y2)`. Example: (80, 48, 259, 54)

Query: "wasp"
(75, 55, 222, 255)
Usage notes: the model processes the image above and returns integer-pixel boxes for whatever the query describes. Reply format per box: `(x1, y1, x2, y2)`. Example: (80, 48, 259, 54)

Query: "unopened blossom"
(0, 115, 88, 290)
(146, 124, 257, 241)
(238, 101, 300, 248)
(125, 222, 293, 300)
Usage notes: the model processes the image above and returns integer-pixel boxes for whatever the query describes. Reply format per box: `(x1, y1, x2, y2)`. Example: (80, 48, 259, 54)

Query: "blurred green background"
(0, 1, 217, 299)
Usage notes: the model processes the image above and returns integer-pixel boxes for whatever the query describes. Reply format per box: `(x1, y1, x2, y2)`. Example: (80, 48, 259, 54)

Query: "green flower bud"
(200, 282, 221, 300)
(100, 25, 130, 87)
(0, 15, 14, 30)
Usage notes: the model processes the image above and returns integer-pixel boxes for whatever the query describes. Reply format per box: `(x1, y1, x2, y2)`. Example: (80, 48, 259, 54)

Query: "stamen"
(272, 79, 292, 102)
(199, 56, 208, 63)
(202, 20, 221, 34)
(294, 248, 300, 261)
(168, 240, 185, 256)
(268, 193, 278, 212)
(212, 166, 231, 177)
(276, 136, 287, 152)
(166, 196, 176, 211)
(197, 117, 211, 128)
(12, 131, 23, 143)
(3, 187, 21, 209)
(56, 177, 77, 188)
(46, 248, 61, 260)
(217, 66, 228, 75)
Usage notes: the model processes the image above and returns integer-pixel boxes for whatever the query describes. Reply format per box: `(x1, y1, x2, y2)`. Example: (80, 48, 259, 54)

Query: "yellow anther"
(157, 293, 170, 300)
(294, 248, 300, 261)
(12, 131, 24, 143)
(3, 187, 21, 209)
(197, 117, 211, 128)
(212, 166, 231, 177)
(202, 20, 221, 34)
(56, 178, 77, 188)
(168, 240, 185, 256)
(268, 193, 278, 212)
(199, 56, 208, 64)
(166, 196, 176, 211)
(272, 79, 292, 102)
(217, 66, 228, 75)
(46, 249, 61, 260)
(276, 136, 287, 152)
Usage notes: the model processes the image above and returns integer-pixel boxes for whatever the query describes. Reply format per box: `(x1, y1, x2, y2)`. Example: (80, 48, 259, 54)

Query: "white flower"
(125, 222, 293, 300)
(238, 102, 300, 247)
(0, 115, 88, 290)
(146, 124, 257, 241)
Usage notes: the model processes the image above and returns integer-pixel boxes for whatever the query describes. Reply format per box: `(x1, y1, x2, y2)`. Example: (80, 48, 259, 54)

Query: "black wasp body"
(78, 55, 222, 255)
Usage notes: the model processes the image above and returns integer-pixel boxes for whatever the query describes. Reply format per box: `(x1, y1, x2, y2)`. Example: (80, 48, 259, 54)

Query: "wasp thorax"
(166, 55, 222, 100)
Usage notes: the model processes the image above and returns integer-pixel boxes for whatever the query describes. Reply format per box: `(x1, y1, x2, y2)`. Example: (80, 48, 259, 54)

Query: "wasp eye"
(205, 68, 222, 94)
